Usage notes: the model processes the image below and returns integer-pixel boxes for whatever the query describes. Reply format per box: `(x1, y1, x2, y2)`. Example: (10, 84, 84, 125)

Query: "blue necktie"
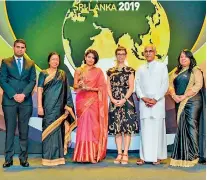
(17, 58, 22, 75)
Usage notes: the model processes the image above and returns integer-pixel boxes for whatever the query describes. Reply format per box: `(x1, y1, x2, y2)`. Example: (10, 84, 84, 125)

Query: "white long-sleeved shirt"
(135, 60, 169, 119)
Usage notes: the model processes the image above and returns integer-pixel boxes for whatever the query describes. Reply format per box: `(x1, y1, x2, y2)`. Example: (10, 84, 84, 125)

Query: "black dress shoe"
(20, 161, 29, 167)
(199, 158, 206, 164)
(3, 161, 13, 168)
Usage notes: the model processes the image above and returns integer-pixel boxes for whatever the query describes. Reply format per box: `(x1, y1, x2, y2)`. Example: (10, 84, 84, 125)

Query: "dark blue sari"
(170, 69, 205, 167)
(38, 69, 76, 166)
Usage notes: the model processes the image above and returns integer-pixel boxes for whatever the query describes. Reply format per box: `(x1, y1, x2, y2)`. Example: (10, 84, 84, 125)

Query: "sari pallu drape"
(198, 77, 206, 163)
(170, 68, 205, 167)
(73, 67, 108, 163)
(38, 70, 76, 166)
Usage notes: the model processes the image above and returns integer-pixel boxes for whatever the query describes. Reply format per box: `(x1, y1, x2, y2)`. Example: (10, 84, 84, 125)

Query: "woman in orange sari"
(73, 49, 108, 163)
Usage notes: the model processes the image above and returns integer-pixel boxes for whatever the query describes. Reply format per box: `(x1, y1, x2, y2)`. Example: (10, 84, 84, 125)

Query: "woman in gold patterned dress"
(169, 49, 205, 167)
(107, 46, 138, 165)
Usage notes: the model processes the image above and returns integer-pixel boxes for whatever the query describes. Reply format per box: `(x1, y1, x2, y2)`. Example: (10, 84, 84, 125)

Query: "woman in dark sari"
(169, 49, 205, 167)
(37, 52, 76, 166)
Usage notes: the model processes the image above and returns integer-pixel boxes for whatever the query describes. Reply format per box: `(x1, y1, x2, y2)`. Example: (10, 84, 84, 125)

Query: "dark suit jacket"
(0, 56, 36, 106)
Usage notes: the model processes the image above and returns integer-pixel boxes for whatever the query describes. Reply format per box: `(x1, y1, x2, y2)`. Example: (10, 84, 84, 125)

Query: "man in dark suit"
(0, 39, 36, 168)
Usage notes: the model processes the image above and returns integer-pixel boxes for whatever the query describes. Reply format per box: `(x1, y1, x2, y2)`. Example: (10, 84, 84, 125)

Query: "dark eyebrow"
(15, 45, 25, 48)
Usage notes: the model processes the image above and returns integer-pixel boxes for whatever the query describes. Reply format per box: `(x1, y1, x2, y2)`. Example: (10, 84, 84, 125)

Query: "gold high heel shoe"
(121, 154, 128, 165)
(114, 154, 122, 164)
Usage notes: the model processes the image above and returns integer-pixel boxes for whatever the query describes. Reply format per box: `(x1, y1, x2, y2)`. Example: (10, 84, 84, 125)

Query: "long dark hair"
(175, 49, 197, 74)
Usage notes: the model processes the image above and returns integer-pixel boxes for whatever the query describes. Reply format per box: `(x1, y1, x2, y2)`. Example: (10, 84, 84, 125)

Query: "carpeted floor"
(0, 153, 206, 180)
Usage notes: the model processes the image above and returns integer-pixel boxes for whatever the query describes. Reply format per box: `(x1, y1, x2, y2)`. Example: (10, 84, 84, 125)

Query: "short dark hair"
(84, 49, 99, 65)
(14, 39, 26, 48)
(47, 52, 61, 64)
(115, 46, 127, 55)
(176, 49, 197, 74)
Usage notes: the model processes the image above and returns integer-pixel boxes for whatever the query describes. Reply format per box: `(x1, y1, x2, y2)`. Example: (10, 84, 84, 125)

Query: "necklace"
(47, 68, 57, 75)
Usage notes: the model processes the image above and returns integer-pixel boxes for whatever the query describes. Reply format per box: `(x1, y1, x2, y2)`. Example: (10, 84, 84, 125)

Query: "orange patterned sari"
(73, 66, 108, 163)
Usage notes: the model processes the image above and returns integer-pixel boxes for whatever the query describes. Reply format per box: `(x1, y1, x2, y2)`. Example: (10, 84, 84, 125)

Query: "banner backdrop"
(0, 0, 206, 153)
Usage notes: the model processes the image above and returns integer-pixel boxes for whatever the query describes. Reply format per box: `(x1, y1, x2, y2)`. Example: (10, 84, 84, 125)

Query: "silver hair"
(144, 44, 156, 51)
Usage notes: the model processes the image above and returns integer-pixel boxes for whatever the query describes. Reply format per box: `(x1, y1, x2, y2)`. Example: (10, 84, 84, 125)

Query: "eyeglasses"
(117, 53, 126, 56)
(144, 50, 154, 54)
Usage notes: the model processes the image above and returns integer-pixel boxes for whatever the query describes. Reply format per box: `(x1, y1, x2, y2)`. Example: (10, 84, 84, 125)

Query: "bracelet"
(38, 106, 43, 108)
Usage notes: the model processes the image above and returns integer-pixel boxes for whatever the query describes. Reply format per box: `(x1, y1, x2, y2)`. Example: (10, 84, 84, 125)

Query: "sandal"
(136, 159, 145, 165)
(121, 154, 128, 165)
(114, 153, 122, 164)
(152, 159, 161, 165)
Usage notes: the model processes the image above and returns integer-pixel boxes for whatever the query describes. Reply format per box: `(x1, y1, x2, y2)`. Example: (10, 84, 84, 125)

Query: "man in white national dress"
(135, 44, 169, 165)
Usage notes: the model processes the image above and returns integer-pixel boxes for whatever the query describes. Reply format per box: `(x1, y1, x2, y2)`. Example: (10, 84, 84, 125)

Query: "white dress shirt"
(135, 60, 169, 119)
(14, 56, 23, 72)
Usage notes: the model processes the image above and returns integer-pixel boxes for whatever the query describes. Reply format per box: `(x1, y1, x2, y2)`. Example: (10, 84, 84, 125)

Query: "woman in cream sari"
(37, 52, 76, 166)
(169, 49, 205, 167)
(73, 49, 108, 163)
